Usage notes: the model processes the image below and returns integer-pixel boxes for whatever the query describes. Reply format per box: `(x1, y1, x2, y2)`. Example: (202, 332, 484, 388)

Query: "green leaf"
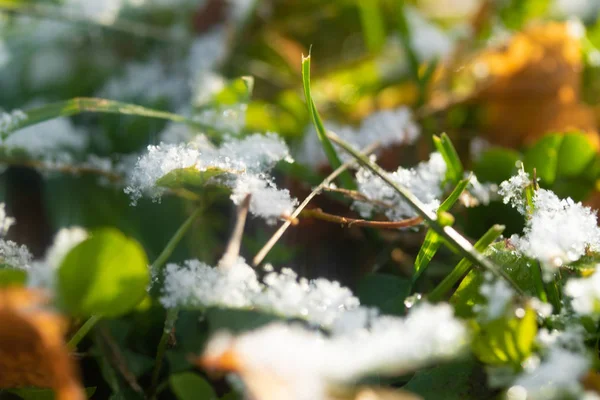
(0, 268, 27, 287)
(211, 76, 254, 106)
(433, 133, 463, 184)
(357, 274, 411, 315)
(301, 54, 355, 189)
(524, 134, 563, 185)
(556, 133, 597, 178)
(2, 98, 222, 140)
(413, 230, 442, 283)
(170, 373, 217, 400)
(413, 177, 471, 283)
(57, 228, 149, 317)
(358, 0, 386, 53)
(9, 387, 96, 399)
(472, 307, 537, 366)
(206, 308, 279, 334)
(155, 167, 234, 192)
(404, 358, 492, 400)
(451, 242, 538, 318)
(473, 148, 521, 184)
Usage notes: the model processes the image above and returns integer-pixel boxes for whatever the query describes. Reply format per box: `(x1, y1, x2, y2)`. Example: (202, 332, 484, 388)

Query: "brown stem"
(301, 208, 423, 229)
(322, 186, 393, 208)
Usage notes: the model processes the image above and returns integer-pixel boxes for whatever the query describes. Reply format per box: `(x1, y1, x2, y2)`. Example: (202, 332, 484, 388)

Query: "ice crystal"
(498, 169, 532, 214)
(297, 106, 420, 168)
(510, 189, 600, 268)
(126, 133, 296, 222)
(405, 7, 454, 62)
(201, 303, 468, 400)
(161, 259, 363, 330)
(565, 267, 600, 315)
(354, 152, 446, 221)
(0, 240, 32, 270)
(0, 109, 27, 137)
(0, 203, 15, 237)
(475, 273, 514, 321)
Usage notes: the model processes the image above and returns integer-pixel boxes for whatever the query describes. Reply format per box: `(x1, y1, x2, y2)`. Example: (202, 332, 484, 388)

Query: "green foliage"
(433, 133, 464, 185)
(0, 268, 27, 287)
(471, 307, 537, 366)
(7, 387, 96, 400)
(57, 228, 149, 317)
(170, 373, 217, 400)
(155, 167, 233, 194)
(357, 273, 411, 315)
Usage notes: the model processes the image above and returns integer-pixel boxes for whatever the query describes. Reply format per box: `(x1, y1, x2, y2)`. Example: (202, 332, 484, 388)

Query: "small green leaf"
(473, 148, 521, 184)
(556, 133, 597, 178)
(57, 228, 149, 317)
(211, 76, 254, 106)
(433, 133, 463, 184)
(0, 268, 27, 287)
(301, 54, 355, 189)
(170, 372, 217, 400)
(2, 98, 221, 140)
(524, 134, 563, 185)
(155, 167, 234, 191)
(357, 274, 411, 315)
(472, 307, 537, 366)
(452, 242, 538, 318)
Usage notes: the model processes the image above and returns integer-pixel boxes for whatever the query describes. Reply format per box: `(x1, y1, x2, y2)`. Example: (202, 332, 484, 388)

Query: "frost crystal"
(510, 189, 600, 268)
(0, 204, 15, 237)
(160, 259, 262, 309)
(126, 133, 296, 222)
(498, 169, 532, 214)
(201, 303, 468, 400)
(1, 117, 87, 159)
(0, 240, 32, 269)
(161, 259, 363, 330)
(405, 7, 454, 62)
(476, 274, 514, 321)
(0, 109, 27, 136)
(565, 267, 600, 315)
(354, 152, 446, 221)
(297, 107, 420, 168)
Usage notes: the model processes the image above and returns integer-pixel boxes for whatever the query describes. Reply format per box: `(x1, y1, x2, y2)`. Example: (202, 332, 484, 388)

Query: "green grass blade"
(413, 229, 442, 284)
(396, 3, 420, 85)
(433, 133, 464, 184)
(329, 132, 523, 294)
(358, 0, 386, 53)
(1, 98, 223, 140)
(301, 54, 355, 189)
(413, 176, 471, 283)
(428, 224, 505, 301)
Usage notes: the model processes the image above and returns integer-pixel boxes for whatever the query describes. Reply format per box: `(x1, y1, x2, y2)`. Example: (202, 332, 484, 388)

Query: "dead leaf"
(0, 288, 85, 400)
(471, 22, 598, 148)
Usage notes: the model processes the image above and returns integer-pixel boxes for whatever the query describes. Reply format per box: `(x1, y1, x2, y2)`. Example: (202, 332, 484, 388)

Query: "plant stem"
(531, 261, 548, 303)
(67, 315, 102, 349)
(252, 142, 379, 266)
(149, 309, 179, 399)
(301, 208, 423, 229)
(151, 206, 203, 273)
(545, 271, 562, 313)
(328, 132, 524, 295)
(428, 225, 505, 301)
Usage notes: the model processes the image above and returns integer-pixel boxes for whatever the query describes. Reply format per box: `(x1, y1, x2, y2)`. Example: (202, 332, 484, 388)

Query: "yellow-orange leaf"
(0, 288, 85, 400)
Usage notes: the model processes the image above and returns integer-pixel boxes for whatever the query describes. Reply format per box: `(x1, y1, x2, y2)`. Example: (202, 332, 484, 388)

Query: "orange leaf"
(0, 288, 85, 400)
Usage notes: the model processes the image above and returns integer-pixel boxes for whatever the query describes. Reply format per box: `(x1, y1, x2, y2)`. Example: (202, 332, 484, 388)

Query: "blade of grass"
(302, 53, 355, 189)
(412, 176, 471, 284)
(433, 133, 464, 185)
(1, 98, 225, 140)
(328, 132, 523, 294)
(428, 224, 506, 301)
(358, 0, 386, 53)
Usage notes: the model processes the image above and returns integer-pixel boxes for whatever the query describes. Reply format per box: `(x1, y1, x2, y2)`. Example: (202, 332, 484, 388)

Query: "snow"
(200, 303, 468, 400)
(354, 152, 446, 221)
(565, 267, 600, 315)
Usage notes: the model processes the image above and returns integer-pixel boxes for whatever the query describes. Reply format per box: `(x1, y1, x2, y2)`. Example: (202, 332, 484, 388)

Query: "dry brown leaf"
(471, 22, 599, 148)
(0, 288, 85, 400)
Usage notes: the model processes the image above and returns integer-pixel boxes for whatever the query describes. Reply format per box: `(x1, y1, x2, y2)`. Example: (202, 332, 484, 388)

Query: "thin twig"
(322, 186, 394, 208)
(98, 327, 145, 397)
(252, 142, 380, 266)
(0, 157, 122, 182)
(149, 309, 179, 399)
(67, 315, 102, 349)
(219, 194, 251, 269)
(301, 208, 423, 229)
(328, 132, 525, 295)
